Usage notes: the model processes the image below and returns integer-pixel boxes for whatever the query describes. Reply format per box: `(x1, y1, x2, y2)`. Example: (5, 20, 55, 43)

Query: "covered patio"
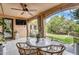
(0, 3, 79, 55)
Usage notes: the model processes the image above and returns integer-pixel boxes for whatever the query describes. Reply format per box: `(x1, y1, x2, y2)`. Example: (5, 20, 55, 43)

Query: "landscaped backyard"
(44, 9, 79, 44)
(47, 33, 74, 44)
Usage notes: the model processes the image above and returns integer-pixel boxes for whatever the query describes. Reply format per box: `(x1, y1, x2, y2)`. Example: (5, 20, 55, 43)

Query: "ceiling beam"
(0, 13, 27, 20)
(41, 3, 79, 18)
(27, 3, 79, 21)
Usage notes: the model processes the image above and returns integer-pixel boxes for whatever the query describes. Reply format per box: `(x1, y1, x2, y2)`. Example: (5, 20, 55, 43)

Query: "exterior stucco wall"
(13, 19, 27, 38)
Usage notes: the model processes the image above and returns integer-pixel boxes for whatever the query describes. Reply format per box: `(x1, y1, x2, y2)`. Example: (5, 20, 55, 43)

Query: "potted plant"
(36, 33, 40, 43)
(13, 31, 17, 40)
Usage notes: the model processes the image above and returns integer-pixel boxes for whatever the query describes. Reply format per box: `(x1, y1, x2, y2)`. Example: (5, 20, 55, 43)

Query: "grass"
(47, 33, 74, 44)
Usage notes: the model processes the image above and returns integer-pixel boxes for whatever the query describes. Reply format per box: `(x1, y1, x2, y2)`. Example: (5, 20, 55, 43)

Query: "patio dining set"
(16, 38, 65, 55)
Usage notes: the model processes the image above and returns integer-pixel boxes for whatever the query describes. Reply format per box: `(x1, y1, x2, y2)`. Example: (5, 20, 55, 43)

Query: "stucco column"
(13, 18, 15, 40)
(37, 15, 44, 37)
(26, 21, 29, 40)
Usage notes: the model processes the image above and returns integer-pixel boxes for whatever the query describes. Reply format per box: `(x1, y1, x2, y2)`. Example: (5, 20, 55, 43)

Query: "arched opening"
(44, 8, 79, 54)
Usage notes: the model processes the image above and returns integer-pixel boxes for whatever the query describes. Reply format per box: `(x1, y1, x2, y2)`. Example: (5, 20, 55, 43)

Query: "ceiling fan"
(11, 3, 37, 16)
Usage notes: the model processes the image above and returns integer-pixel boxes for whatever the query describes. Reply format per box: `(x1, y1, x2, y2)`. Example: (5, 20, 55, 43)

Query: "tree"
(46, 15, 77, 35)
(46, 16, 65, 34)
(73, 8, 79, 20)
(0, 18, 11, 33)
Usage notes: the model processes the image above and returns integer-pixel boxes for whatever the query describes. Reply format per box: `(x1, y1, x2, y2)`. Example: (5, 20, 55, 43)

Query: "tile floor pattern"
(3, 37, 75, 55)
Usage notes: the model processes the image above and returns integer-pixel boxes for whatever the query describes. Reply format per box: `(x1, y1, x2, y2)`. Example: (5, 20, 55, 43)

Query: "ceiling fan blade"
(20, 3, 27, 10)
(20, 3, 24, 9)
(29, 9, 37, 12)
(27, 11, 33, 16)
(21, 12, 24, 15)
(11, 8, 22, 11)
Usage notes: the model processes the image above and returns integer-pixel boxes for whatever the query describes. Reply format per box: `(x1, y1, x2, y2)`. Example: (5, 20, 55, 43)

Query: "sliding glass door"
(3, 18, 13, 39)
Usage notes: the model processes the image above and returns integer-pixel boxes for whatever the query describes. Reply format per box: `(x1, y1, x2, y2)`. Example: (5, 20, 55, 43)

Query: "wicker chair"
(40, 44, 65, 55)
(16, 42, 37, 55)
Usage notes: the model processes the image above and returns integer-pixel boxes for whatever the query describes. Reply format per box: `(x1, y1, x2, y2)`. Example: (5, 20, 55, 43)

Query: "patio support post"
(26, 20, 28, 40)
(37, 14, 45, 37)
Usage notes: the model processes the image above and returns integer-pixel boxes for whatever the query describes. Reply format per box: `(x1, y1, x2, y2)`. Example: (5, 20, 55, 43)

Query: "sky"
(45, 10, 74, 23)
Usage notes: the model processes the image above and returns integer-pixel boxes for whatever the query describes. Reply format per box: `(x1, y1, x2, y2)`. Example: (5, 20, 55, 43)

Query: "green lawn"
(47, 33, 74, 44)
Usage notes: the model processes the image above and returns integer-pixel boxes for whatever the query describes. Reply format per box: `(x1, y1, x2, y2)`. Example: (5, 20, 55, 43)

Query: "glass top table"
(26, 38, 53, 55)
(26, 38, 52, 48)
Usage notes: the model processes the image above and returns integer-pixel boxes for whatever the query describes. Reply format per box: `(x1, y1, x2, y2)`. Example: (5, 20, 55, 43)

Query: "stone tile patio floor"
(3, 37, 75, 55)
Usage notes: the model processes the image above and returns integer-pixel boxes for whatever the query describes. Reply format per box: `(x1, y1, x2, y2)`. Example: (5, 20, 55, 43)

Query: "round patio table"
(26, 38, 52, 55)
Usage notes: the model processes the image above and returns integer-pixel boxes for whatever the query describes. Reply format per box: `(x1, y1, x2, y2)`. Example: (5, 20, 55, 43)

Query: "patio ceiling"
(0, 3, 79, 21)
(0, 3, 60, 19)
